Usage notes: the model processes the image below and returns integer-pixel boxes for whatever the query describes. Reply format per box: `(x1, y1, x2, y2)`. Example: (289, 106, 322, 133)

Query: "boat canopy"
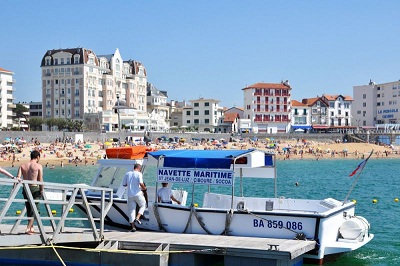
(148, 149, 266, 169)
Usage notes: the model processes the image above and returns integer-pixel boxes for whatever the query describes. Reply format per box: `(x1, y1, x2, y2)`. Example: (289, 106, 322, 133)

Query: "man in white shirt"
(122, 163, 146, 232)
(157, 183, 181, 204)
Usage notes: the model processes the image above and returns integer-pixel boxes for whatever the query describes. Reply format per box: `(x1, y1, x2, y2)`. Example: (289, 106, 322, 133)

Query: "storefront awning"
(291, 125, 312, 130)
(312, 125, 329, 129)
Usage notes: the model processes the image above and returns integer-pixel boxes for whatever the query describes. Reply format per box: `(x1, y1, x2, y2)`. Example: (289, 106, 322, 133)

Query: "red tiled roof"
(301, 97, 319, 105)
(323, 94, 353, 101)
(291, 100, 307, 107)
(0, 67, 12, 73)
(242, 82, 290, 90)
(224, 113, 238, 122)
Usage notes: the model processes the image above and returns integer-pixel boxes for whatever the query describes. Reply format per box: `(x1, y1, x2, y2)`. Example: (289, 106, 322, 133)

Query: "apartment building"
(147, 82, 169, 131)
(291, 100, 312, 132)
(182, 98, 224, 132)
(293, 95, 353, 132)
(243, 81, 292, 133)
(0, 67, 16, 129)
(40, 48, 147, 131)
(322, 94, 353, 128)
(29, 101, 43, 118)
(353, 80, 400, 130)
(168, 100, 190, 129)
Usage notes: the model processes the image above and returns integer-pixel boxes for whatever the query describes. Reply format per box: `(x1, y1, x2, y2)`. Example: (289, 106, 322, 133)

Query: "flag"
(349, 152, 372, 177)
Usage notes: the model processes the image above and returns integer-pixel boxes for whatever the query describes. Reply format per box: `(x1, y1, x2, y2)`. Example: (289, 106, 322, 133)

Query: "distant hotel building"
(0, 67, 16, 129)
(353, 79, 400, 130)
(40, 48, 147, 131)
(243, 81, 291, 133)
(291, 95, 353, 133)
(182, 98, 224, 132)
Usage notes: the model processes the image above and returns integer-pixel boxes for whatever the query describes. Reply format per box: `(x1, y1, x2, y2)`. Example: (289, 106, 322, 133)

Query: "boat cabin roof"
(148, 149, 274, 169)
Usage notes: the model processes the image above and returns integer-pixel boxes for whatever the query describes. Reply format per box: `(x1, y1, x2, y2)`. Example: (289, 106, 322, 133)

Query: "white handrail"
(0, 178, 113, 245)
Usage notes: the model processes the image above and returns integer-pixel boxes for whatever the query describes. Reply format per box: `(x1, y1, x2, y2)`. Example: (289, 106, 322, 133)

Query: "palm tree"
(13, 103, 29, 130)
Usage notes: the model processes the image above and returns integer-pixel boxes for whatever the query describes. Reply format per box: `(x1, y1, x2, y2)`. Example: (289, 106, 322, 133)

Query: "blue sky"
(2, 1, 400, 107)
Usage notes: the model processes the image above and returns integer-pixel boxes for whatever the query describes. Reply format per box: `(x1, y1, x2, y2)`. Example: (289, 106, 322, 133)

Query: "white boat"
(75, 147, 373, 264)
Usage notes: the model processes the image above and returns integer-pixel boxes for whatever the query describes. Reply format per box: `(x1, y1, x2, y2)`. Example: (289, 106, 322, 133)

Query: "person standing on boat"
(157, 183, 181, 204)
(122, 163, 146, 232)
(16, 150, 44, 235)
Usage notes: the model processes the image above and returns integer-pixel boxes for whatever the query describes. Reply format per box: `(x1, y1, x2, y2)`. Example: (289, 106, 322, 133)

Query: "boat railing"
(0, 177, 113, 246)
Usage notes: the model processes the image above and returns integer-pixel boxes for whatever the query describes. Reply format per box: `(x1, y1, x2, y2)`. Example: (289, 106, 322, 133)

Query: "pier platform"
(0, 225, 316, 266)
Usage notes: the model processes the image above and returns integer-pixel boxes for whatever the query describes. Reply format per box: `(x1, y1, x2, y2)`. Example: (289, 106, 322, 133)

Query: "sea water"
(3, 158, 400, 266)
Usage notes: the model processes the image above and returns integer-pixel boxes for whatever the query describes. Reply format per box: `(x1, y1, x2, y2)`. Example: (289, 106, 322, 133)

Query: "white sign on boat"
(157, 167, 234, 186)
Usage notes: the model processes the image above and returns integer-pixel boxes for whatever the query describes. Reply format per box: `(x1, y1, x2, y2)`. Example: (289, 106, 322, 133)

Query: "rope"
(183, 204, 194, 233)
(49, 240, 66, 266)
(221, 209, 234, 235)
(191, 205, 212, 234)
(0, 244, 223, 255)
(153, 204, 166, 231)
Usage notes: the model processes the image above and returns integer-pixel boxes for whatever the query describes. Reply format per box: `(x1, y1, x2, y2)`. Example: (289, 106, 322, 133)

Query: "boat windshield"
(93, 166, 129, 192)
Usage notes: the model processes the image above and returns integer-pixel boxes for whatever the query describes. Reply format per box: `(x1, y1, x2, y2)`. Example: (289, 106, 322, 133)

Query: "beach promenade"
(1, 134, 399, 169)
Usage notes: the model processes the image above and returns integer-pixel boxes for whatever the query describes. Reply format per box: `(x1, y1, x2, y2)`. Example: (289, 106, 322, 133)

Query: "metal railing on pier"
(0, 178, 113, 246)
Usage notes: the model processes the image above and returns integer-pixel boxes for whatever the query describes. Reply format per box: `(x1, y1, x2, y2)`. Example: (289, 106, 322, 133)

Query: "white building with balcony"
(40, 47, 147, 131)
(0, 67, 16, 129)
(182, 98, 224, 132)
(323, 94, 353, 128)
(291, 100, 312, 132)
(146, 82, 169, 131)
(243, 81, 292, 133)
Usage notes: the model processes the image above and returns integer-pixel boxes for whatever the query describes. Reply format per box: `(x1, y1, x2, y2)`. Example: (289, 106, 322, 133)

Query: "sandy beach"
(1, 138, 399, 169)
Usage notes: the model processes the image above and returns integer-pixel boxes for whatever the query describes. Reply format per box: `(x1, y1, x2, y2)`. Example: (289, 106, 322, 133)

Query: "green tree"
(54, 118, 67, 131)
(44, 118, 57, 131)
(13, 103, 29, 130)
(74, 120, 84, 132)
(66, 119, 75, 132)
(28, 117, 43, 131)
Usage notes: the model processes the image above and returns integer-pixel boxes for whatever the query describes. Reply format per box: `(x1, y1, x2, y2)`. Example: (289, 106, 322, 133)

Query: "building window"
(194, 111, 199, 115)
(204, 110, 209, 115)
(194, 103, 199, 107)
(54, 59, 58, 65)
(194, 119, 199, 124)
(186, 120, 190, 123)
(205, 119, 209, 123)
(205, 102, 209, 106)
(363, 102, 366, 107)
(186, 111, 191, 115)
(363, 94, 366, 99)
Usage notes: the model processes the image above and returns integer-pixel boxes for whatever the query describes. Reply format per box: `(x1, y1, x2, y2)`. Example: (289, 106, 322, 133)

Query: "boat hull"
(75, 194, 373, 262)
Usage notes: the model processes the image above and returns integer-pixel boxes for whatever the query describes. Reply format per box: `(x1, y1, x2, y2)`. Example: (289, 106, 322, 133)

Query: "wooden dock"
(0, 225, 316, 266)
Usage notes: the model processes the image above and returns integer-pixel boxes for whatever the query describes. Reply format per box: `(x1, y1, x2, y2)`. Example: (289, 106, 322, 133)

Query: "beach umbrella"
(84, 144, 92, 148)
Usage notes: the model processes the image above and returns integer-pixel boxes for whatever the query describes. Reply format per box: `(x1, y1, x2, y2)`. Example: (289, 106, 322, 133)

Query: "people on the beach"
(16, 150, 44, 235)
(122, 163, 146, 232)
(157, 183, 181, 204)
